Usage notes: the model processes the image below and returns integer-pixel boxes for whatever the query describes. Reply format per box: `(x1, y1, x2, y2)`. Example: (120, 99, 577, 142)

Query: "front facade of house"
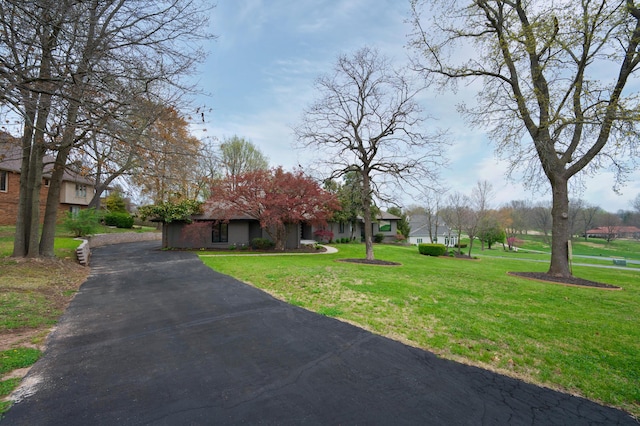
(164, 218, 302, 250)
(0, 134, 94, 225)
(407, 214, 458, 247)
(162, 211, 403, 250)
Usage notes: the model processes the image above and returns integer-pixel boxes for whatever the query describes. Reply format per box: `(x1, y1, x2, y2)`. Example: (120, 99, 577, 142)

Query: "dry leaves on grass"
(0, 258, 89, 351)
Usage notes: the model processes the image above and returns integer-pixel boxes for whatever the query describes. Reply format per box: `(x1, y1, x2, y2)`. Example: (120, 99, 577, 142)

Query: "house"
(407, 214, 458, 247)
(162, 208, 402, 250)
(303, 211, 402, 243)
(163, 214, 302, 250)
(0, 133, 95, 225)
(585, 226, 640, 240)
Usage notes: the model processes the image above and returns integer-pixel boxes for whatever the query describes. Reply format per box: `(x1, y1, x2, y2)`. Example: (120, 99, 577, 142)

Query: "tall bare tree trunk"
(12, 105, 36, 257)
(40, 102, 80, 257)
(362, 172, 374, 261)
(548, 177, 571, 277)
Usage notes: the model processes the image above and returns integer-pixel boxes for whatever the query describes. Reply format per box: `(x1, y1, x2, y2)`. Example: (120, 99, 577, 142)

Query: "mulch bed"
(336, 258, 401, 266)
(508, 272, 622, 290)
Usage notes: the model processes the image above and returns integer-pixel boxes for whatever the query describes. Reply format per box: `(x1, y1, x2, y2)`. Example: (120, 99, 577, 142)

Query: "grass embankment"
(0, 224, 157, 415)
(200, 241, 640, 418)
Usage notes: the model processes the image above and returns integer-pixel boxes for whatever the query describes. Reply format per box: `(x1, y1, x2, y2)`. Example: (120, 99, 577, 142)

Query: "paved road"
(3, 242, 637, 425)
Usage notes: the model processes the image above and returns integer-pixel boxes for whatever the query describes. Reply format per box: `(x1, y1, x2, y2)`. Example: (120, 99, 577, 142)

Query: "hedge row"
(418, 243, 447, 257)
(104, 212, 134, 229)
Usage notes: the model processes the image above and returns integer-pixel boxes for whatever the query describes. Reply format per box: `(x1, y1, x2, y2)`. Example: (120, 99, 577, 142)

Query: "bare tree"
(578, 203, 602, 241)
(531, 202, 553, 243)
(601, 212, 622, 243)
(410, 0, 640, 278)
(0, 0, 213, 257)
(440, 192, 469, 255)
(471, 180, 494, 252)
(295, 47, 445, 260)
(633, 193, 640, 213)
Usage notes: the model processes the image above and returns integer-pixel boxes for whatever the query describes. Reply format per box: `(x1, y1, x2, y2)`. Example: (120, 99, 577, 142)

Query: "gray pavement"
(2, 241, 637, 425)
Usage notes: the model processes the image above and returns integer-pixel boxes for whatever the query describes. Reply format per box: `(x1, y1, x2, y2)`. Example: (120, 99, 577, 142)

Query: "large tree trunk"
(548, 176, 571, 277)
(362, 173, 374, 261)
(12, 107, 36, 257)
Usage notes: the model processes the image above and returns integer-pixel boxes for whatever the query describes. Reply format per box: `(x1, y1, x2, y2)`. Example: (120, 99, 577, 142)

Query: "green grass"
(519, 234, 640, 260)
(0, 348, 41, 416)
(0, 348, 40, 375)
(199, 242, 640, 417)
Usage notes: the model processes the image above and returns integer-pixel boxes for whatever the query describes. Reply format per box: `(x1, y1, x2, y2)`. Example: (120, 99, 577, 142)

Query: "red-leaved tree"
(206, 167, 340, 250)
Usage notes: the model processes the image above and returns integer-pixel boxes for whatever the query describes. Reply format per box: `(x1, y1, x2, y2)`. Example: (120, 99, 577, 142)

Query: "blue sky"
(193, 0, 640, 212)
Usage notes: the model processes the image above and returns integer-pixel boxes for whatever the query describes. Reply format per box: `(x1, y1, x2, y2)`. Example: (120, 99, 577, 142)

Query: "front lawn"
(200, 243, 640, 418)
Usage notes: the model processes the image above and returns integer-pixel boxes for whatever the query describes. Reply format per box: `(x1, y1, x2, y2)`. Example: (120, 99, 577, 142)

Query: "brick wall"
(0, 171, 51, 226)
(0, 171, 85, 225)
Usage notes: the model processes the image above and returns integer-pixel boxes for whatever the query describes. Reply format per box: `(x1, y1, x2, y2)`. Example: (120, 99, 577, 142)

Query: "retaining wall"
(76, 232, 161, 266)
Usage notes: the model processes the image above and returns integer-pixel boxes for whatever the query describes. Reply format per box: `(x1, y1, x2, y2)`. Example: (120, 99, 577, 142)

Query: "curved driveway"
(4, 241, 637, 425)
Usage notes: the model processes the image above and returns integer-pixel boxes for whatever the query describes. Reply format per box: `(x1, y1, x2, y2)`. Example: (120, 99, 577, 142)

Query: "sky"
(193, 0, 640, 213)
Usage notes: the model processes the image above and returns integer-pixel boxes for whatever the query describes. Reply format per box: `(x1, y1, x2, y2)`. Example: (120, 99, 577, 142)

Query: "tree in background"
(478, 213, 506, 250)
(138, 199, 203, 249)
(440, 192, 469, 255)
(105, 190, 128, 213)
(296, 47, 445, 260)
(132, 108, 204, 204)
(324, 171, 366, 241)
(207, 168, 340, 250)
(470, 180, 494, 253)
(410, 0, 640, 278)
(219, 136, 269, 189)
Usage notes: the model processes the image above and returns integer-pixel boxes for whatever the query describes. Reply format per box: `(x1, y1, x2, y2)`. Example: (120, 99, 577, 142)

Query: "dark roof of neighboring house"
(407, 214, 452, 237)
(377, 211, 401, 221)
(0, 132, 93, 185)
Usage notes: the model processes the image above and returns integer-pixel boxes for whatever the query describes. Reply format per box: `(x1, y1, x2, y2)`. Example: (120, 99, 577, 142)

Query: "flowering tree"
(207, 167, 340, 250)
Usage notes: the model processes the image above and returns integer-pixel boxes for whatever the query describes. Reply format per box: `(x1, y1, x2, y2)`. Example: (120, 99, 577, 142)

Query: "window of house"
(417, 238, 423, 244)
(0, 171, 7, 192)
(75, 184, 87, 198)
(212, 222, 228, 243)
(44, 178, 50, 187)
(339, 222, 345, 233)
(378, 220, 391, 232)
(70, 205, 81, 217)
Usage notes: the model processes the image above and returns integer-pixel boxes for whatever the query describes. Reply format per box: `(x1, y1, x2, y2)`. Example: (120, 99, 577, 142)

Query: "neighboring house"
(407, 214, 458, 247)
(0, 133, 95, 225)
(162, 208, 402, 249)
(585, 226, 640, 240)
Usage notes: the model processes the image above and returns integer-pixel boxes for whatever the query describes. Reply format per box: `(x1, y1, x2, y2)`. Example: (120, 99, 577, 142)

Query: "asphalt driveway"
(3, 241, 637, 425)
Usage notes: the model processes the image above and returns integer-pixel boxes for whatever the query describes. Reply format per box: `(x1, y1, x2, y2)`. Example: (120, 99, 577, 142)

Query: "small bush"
(454, 243, 468, 249)
(374, 233, 385, 243)
(418, 243, 447, 257)
(251, 237, 274, 250)
(313, 229, 334, 243)
(63, 208, 100, 237)
(104, 212, 134, 229)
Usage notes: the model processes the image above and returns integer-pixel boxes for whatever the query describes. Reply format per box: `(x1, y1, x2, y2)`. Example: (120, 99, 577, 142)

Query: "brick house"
(0, 133, 94, 225)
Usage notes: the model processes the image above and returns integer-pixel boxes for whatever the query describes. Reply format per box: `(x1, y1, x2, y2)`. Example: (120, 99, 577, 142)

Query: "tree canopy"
(206, 168, 340, 250)
(410, 0, 640, 277)
(296, 47, 445, 260)
(0, 0, 212, 258)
